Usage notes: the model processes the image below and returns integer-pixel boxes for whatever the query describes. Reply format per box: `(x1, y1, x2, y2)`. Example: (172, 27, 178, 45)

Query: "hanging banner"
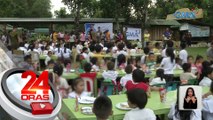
(84, 23, 113, 38)
(126, 27, 142, 40)
(180, 23, 210, 37)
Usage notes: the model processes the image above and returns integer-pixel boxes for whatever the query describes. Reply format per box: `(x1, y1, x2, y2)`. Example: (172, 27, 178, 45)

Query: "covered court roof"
(0, 18, 125, 23)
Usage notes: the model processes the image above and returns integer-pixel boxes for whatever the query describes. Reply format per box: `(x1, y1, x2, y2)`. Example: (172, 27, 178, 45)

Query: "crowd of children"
(12, 32, 213, 120)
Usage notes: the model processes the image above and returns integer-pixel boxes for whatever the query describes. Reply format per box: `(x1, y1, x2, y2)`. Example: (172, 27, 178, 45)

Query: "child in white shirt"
(82, 47, 90, 63)
(62, 44, 71, 60)
(120, 65, 133, 87)
(202, 81, 213, 120)
(124, 89, 156, 120)
(91, 57, 100, 72)
(150, 69, 166, 86)
(199, 67, 213, 87)
(68, 79, 90, 99)
(180, 63, 197, 84)
(179, 43, 188, 64)
(102, 62, 118, 83)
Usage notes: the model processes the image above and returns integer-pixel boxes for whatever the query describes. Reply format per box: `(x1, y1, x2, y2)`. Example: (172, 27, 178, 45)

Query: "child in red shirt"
(125, 69, 150, 96)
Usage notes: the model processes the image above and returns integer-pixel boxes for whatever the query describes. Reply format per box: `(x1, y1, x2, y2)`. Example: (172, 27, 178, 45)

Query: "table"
(40, 69, 183, 80)
(39, 55, 58, 60)
(60, 87, 209, 120)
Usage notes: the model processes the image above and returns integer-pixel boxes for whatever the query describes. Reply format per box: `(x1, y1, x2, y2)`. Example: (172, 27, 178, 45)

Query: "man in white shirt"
(179, 43, 188, 64)
(199, 67, 213, 87)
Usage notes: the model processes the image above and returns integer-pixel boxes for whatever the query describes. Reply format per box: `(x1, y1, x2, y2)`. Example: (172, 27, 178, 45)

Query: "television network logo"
(21, 70, 53, 115)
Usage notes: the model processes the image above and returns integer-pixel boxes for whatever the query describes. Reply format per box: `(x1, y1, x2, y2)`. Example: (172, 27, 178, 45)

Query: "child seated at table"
(68, 78, 90, 98)
(195, 55, 204, 76)
(46, 60, 55, 70)
(93, 96, 113, 120)
(91, 57, 100, 72)
(117, 54, 126, 69)
(149, 69, 166, 86)
(180, 63, 197, 84)
(141, 47, 150, 65)
(202, 81, 213, 120)
(124, 89, 156, 120)
(174, 57, 182, 69)
(146, 52, 156, 69)
(81, 47, 90, 63)
(125, 69, 150, 96)
(120, 65, 133, 87)
(102, 62, 118, 84)
(199, 67, 213, 87)
(52, 64, 70, 98)
(45, 51, 53, 66)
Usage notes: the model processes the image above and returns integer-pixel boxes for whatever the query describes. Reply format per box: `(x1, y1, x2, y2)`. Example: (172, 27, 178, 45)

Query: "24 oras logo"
(21, 71, 50, 101)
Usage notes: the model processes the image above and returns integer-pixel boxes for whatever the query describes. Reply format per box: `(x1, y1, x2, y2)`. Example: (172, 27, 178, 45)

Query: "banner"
(180, 23, 210, 37)
(126, 27, 142, 40)
(166, 8, 203, 20)
(84, 23, 113, 38)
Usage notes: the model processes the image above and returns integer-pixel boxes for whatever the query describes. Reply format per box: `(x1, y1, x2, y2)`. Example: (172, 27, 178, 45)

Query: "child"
(179, 43, 188, 64)
(62, 43, 71, 60)
(141, 47, 150, 64)
(195, 55, 203, 75)
(45, 51, 53, 66)
(82, 47, 90, 63)
(174, 57, 182, 69)
(68, 79, 89, 98)
(117, 54, 126, 69)
(180, 63, 197, 84)
(146, 52, 156, 69)
(125, 69, 150, 94)
(199, 67, 213, 87)
(53, 64, 70, 98)
(160, 47, 175, 82)
(46, 60, 55, 70)
(93, 96, 113, 120)
(80, 63, 97, 92)
(149, 69, 166, 86)
(120, 65, 133, 87)
(202, 82, 213, 120)
(124, 89, 156, 120)
(91, 57, 100, 72)
(102, 62, 118, 83)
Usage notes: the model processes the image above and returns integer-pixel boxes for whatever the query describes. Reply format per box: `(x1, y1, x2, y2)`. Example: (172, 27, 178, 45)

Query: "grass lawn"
(186, 47, 208, 60)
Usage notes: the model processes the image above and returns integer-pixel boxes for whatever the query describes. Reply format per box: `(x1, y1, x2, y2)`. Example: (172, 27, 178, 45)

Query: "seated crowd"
(13, 36, 213, 120)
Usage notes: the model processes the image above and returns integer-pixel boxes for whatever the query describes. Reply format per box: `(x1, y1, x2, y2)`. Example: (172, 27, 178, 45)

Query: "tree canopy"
(0, 0, 52, 17)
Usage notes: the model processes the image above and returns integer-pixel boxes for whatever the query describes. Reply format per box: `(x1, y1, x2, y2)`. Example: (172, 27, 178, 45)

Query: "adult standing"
(207, 41, 213, 63)
(144, 30, 150, 47)
(10, 27, 19, 50)
(186, 31, 192, 47)
(163, 28, 171, 48)
(122, 27, 127, 41)
(96, 27, 102, 42)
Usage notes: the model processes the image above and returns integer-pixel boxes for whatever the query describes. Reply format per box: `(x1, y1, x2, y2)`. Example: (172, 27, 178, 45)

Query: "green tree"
(0, 0, 52, 17)
(54, 7, 69, 18)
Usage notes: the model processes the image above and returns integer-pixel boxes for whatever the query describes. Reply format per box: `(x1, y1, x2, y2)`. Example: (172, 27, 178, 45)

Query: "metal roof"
(0, 18, 125, 23)
(148, 19, 181, 26)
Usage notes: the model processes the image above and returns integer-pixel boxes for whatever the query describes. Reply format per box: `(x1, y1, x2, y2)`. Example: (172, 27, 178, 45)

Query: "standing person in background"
(79, 31, 85, 45)
(186, 31, 192, 47)
(53, 31, 58, 43)
(207, 41, 213, 64)
(96, 27, 102, 42)
(105, 30, 110, 42)
(144, 30, 150, 48)
(64, 31, 70, 43)
(10, 27, 19, 50)
(122, 27, 127, 41)
(179, 43, 188, 64)
(163, 28, 171, 48)
(160, 47, 175, 82)
(69, 31, 76, 49)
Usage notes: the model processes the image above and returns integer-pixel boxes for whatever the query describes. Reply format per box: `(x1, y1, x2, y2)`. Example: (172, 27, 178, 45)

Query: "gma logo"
(173, 11, 196, 19)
